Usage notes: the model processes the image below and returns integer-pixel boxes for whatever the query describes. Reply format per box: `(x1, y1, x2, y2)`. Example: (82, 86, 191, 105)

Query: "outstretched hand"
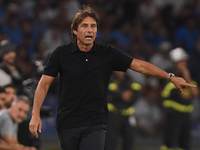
(170, 76, 196, 92)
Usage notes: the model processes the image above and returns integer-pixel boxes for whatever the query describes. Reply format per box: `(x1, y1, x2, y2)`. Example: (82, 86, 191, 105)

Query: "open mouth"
(85, 36, 93, 39)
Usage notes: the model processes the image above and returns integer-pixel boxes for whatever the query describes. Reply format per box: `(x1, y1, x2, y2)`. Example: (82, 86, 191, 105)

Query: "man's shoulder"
(48, 42, 73, 57)
(96, 42, 112, 48)
(0, 110, 11, 122)
(0, 110, 9, 117)
(95, 42, 117, 53)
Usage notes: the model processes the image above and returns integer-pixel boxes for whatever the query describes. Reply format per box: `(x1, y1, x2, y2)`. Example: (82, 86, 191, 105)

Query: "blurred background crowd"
(0, 0, 200, 150)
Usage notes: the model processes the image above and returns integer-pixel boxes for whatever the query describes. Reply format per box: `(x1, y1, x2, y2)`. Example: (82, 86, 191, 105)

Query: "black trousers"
(56, 124, 107, 150)
(163, 111, 191, 150)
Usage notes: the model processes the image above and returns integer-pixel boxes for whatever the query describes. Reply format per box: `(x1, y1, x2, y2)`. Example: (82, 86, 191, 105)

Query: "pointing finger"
(185, 83, 196, 88)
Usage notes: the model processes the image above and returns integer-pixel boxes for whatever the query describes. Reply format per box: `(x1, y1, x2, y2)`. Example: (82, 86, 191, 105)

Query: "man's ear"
(73, 30, 77, 35)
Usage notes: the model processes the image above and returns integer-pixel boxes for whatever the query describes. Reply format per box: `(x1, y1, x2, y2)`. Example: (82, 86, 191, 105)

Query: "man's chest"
(59, 52, 112, 80)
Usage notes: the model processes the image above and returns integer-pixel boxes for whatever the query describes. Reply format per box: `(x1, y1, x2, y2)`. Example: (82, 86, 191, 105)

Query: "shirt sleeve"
(111, 46, 133, 72)
(43, 46, 61, 77)
(0, 116, 15, 138)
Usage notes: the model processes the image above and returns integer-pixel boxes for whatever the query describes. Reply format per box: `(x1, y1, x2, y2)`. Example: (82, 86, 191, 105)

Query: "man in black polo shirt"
(29, 5, 196, 150)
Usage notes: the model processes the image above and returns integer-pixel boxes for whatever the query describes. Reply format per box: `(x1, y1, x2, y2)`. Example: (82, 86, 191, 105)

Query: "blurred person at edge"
(0, 96, 36, 150)
(160, 47, 199, 150)
(1, 84, 40, 149)
(105, 71, 142, 150)
(0, 40, 25, 94)
(149, 41, 173, 72)
(29, 5, 196, 150)
(134, 85, 163, 137)
(0, 86, 6, 110)
(0, 139, 26, 150)
(3, 84, 16, 109)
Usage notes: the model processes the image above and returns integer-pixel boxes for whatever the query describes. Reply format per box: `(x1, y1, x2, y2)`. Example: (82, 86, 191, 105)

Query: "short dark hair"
(0, 40, 16, 57)
(13, 95, 31, 106)
(4, 84, 15, 89)
(0, 86, 5, 93)
(71, 5, 100, 40)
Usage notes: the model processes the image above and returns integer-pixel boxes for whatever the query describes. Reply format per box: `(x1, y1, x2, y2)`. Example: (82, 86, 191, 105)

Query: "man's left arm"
(1, 135, 18, 144)
(129, 59, 196, 92)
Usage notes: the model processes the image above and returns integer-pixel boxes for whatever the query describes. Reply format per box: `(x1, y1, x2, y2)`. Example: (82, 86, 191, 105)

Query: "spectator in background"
(0, 40, 24, 94)
(36, 0, 57, 22)
(160, 47, 199, 150)
(139, 0, 160, 25)
(110, 21, 132, 52)
(149, 41, 173, 72)
(176, 15, 199, 56)
(51, 0, 71, 44)
(0, 95, 36, 150)
(32, 5, 47, 45)
(0, 0, 6, 22)
(96, 14, 115, 44)
(0, 2, 21, 27)
(21, 19, 38, 58)
(1, 13, 22, 45)
(0, 86, 6, 110)
(1, 84, 41, 149)
(0, 139, 26, 150)
(40, 23, 63, 56)
(16, 45, 33, 79)
(3, 84, 16, 109)
(105, 71, 141, 150)
(168, 0, 188, 15)
(145, 17, 168, 51)
(134, 85, 163, 137)
(66, 0, 81, 22)
(21, 0, 35, 18)
(123, 0, 140, 23)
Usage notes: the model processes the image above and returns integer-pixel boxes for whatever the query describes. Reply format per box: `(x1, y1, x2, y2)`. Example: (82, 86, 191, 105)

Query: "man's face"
(10, 100, 30, 123)
(5, 87, 16, 108)
(74, 16, 97, 46)
(0, 93, 6, 109)
(3, 51, 16, 65)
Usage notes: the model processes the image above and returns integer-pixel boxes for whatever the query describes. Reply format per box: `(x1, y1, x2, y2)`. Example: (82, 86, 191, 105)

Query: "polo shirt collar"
(71, 40, 97, 53)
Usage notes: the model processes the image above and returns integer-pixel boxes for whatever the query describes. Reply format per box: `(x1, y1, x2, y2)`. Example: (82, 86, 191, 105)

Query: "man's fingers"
(32, 129, 38, 138)
(33, 131, 38, 138)
(178, 83, 196, 93)
(29, 125, 39, 138)
(177, 86, 183, 93)
(39, 123, 42, 133)
(185, 83, 196, 88)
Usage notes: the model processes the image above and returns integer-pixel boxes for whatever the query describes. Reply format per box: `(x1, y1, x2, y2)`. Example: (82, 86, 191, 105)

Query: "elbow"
(130, 59, 147, 74)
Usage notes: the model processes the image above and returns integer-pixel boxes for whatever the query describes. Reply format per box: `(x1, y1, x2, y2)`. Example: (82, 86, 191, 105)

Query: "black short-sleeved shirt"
(44, 40, 133, 129)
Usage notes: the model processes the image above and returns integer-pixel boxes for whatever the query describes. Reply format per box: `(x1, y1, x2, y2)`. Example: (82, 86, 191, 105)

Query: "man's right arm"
(0, 139, 25, 150)
(29, 75, 55, 138)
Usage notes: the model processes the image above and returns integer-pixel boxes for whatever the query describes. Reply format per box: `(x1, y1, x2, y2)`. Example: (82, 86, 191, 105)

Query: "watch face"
(168, 73, 175, 82)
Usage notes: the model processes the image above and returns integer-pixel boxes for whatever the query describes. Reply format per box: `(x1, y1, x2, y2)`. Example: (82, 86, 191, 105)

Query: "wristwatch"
(168, 73, 175, 82)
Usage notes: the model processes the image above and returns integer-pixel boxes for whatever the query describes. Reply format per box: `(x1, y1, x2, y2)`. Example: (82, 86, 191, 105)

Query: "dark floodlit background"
(0, 0, 200, 150)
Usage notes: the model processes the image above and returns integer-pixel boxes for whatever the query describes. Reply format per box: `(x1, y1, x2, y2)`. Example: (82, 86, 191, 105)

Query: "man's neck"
(1, 106, 8, 110)
(77, 40, 93, 52)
